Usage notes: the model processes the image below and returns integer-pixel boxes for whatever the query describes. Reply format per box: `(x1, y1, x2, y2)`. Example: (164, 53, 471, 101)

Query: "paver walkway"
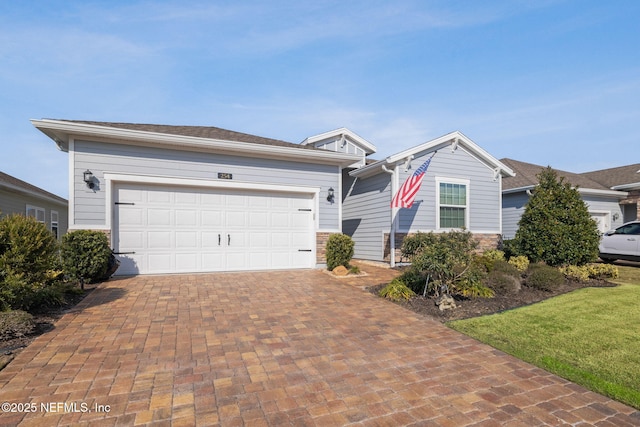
(0, 264, 638, 426)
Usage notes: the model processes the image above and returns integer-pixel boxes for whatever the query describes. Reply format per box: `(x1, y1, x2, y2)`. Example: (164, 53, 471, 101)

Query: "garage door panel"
(176, 253, 198, 271)
(271, 213, 290, 228)
(176, 210, 197, 227)
(120, 208, 144, 226)
(250, 232, 269, 247)
(175, 191, 197, 204)
(148, 190, 171, 203)
(249, 212, 269, 228)
(202, 253, 224, 270)
(201, 232, 221, 248)
(148, 254, 173, 272)
(148, 231, 172, 248)
(115, 184, 315, 274)
(176, 231, 197, 248)
(119, 231, 144, 249)
(148, 209, 172, 226)
(201, 211, 223, 227)
(226, 212, 247, 228)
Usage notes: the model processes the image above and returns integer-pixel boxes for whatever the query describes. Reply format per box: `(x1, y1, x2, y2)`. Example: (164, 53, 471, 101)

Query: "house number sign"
(218, 173, 233, 180)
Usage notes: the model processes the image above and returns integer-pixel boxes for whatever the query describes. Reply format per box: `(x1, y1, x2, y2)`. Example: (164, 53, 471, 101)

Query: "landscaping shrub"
(560, 264, 619, 281)
(526, 263, 565, 291)
(501, 239, 520, 259)
(492, 260, 521, 278)
(401, 231, 438, 259)
(480, 249, 505, 271)
(379, 278, 415, 301)
(325, 234, 355, 271)
(487, 270, 521, 294)
(61, 230, 112, 287)
(0, 214, 60, 310)
(398, 268, 428, 294)
(0, 310, 35, 341)
(508, 255, 530, 273)
(513, 167, 600, 266)
(404, 230, 493, 299)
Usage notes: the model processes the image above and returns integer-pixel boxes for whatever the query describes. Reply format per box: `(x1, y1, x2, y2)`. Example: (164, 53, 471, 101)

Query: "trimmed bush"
(477, 250, 506, 272)
(325, 234, 355, 271)
(526, 263, 565, 291)
(508, 255, 530, 273)
(560, 264, 619, 281)
(0, 214, 60, 310)
(487, 270, 521, 294)
(61, 230, 112, 287)
(379, 278, 415, 301)
(492, 260, 521, 278)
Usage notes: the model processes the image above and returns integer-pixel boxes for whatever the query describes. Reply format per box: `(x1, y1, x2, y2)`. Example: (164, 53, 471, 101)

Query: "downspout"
(381, 164, 396, 267)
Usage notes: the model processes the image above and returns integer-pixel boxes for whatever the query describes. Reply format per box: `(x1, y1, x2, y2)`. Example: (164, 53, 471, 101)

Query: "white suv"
(599, 221, 640, 263)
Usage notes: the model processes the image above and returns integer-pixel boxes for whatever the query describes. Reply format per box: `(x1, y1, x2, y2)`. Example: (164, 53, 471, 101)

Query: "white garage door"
(113, 183, 315, 275)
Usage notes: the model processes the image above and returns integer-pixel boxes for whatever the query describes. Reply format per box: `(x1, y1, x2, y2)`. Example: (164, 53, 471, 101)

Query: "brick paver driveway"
(1, 265, 638, 426)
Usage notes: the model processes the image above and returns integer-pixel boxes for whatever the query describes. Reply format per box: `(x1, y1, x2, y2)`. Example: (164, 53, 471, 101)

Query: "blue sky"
(2, 1, 639, 199)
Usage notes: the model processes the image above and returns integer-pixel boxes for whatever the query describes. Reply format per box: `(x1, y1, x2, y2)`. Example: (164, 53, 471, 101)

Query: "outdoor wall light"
(613, 212, 620, 221)
(83, 169, 95, 189)
(327, 187, 335, 203)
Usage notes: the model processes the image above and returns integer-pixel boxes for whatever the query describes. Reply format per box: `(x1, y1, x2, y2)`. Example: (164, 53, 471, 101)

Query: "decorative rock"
(332, 265, 349, 276)
(435, 294, 457, 311)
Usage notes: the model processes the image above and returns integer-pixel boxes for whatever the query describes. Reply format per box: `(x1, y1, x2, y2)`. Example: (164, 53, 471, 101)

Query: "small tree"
(325, 234, 355, 270)
(61, 230, 112, 289)
(513, 167, 599, 266)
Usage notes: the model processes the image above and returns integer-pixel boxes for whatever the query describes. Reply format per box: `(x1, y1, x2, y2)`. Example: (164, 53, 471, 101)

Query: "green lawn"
(448, 265, 640, 409)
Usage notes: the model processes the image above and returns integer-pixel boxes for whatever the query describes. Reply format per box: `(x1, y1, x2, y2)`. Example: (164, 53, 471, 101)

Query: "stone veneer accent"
(316, 232, 335, 264)
(383, 232, 501, 264)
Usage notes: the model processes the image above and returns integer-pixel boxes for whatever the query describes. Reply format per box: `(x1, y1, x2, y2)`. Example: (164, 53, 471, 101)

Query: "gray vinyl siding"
(72, 140, 340, 229)
(0, 188, 69, 240)
(502, 192, 529, 240)
(397, 147, 502, 233)
(342, 170, 391, 261)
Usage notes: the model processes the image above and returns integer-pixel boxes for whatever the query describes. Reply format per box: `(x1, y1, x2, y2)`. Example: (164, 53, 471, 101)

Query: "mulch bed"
(368, 278, 617, 323)
(0, 287, 95, 368)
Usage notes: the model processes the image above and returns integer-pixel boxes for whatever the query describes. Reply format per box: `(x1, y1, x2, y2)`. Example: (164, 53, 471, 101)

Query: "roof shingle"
(56, 120, 317, 151)
(500, 158, 612, 191)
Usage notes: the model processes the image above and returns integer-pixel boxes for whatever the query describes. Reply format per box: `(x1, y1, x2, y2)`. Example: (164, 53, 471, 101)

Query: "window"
(26, 205, 46, 223)
(51, 210, 59, 239)
(437, 179, 469, 229)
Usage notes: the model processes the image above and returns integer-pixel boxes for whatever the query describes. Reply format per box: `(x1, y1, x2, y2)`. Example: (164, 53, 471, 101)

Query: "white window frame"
(51, 210, 59, 239)
(26, 205, 46, 224)
(435, 177, 470, 230)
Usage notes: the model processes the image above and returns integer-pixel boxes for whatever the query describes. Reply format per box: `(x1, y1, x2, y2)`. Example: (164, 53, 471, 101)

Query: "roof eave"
(0, 182, 67, 206)
(351, 131, 515, 179)
(612, 182, 640, 191)
(32, 119, 361, 167)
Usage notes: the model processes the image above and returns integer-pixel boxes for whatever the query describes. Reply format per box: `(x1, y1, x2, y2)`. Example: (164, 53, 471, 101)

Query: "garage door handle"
(218, 234, 221, 246)
(228, 234, 231, 245)
(113, 251, 136, 255)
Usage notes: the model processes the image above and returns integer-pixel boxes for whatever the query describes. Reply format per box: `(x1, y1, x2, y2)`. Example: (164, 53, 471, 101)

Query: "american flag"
(391, 153, 435, 208)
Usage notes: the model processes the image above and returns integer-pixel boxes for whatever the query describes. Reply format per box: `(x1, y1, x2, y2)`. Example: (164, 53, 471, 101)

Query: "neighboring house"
(501, 159, 628, 240)
(342, 131, 514, 264)
(581, 164, 640, 224)
(0, 171, 68, 240)
(32, 120, 363, 275)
